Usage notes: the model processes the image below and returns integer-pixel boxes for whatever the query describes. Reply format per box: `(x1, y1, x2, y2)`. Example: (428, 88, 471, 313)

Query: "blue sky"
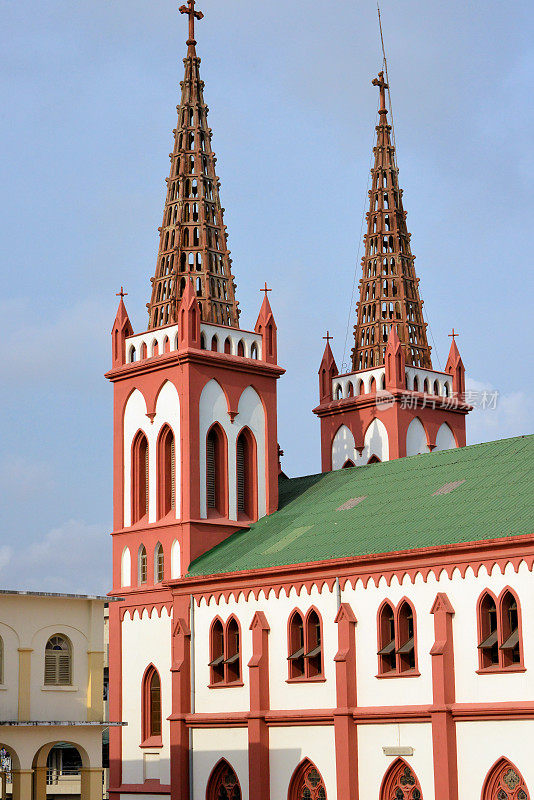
(1, 0, 532, 593)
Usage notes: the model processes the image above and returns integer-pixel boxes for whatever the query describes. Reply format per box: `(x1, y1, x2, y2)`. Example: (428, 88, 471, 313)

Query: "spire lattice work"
(147, 0, 239, 330)
(351, 71, 431, 371)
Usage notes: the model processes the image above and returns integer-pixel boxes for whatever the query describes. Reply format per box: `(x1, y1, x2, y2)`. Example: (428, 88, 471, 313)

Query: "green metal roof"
(187, 435, 534, 577)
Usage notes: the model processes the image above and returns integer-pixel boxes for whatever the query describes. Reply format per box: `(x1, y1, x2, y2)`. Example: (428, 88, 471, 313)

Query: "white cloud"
(4, 519, 110, 595)
(466, 377, 533, 445)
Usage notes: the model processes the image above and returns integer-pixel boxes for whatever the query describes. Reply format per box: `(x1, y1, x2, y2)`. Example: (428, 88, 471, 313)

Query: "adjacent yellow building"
(0, 591, 112, 800)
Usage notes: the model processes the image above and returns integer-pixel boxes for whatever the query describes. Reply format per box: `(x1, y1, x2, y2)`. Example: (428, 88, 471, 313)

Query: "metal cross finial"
(323, 331, 333, 344)
(449, 328, 460, 341)
(372, 70, 389, 114)
(179, 0, 204, 43)
(116, 286, 128, 299)
(260, 282, 272, 297)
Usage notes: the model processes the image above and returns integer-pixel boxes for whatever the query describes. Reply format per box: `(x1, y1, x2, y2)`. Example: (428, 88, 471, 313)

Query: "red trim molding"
(430, 592, 458, 800)
(248, 611, 270, 800)
(334, 603, 358, 800)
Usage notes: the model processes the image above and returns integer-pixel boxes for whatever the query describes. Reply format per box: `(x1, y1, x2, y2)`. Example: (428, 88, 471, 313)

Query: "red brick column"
(334, 603, 358, 800)
(430, 592, 458, 800)
(170, 596, 191, 800)
(248, 611, 270, 800)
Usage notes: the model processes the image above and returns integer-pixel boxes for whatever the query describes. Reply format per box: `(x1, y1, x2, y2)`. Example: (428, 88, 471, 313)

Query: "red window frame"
(477, 587, 525, 673)
(209, 616, 242, 687)
(141, 664, 162, 747)
(287, 608, 324, 682)
(377, 598, 419, 677)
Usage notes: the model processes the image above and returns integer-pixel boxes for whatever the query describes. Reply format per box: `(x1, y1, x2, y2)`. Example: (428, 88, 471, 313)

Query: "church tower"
(106, 0, 283, 590)
(313, 71, 471, 470)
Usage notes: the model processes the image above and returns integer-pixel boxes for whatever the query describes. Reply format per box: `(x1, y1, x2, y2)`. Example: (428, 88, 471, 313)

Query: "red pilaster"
(430, 592, 458, 800)
(248, 611, 270, 800)
(334, 603, 358, 800)
(170, 595, 191, 800)
(108, 601, 122, 800)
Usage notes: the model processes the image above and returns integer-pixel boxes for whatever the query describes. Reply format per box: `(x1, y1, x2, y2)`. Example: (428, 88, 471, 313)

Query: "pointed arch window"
(236, 428, 257, 520)
(154, 543, 164, 584)
(206, 760, 242, 800)
(478, 589, 524, 672)
(157, 426, 175, 519)
(44, 635, 72, 686)
(131, 431, 149, 524)
(289, 759, 327, 800)
(380, 758, 423, 799)
(138, 545, 148, 585)
(288, 609, 323, 681)
(142, 665, 162, 743)
(378, 600, 418, 676)
(482, 758, 530, 800)
(206, 424, 227, 517)
(208, 617, 241, 686)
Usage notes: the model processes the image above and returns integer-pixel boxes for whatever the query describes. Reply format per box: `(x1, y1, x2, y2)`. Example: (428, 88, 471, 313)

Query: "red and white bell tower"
(313, 71, 471, 471)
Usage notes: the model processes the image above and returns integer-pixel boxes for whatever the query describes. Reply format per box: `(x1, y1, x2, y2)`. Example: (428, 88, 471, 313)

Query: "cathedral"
(107, 3, 534, 799)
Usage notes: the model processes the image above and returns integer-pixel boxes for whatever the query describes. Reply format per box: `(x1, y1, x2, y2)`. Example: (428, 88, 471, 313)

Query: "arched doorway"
(288, 759, 327, 800)
(33, 741, 98, 800)
(0, 743, 20, 800)
(380, 758, 423, 799)
(482, 757, 529, 799)
(206, 759, 241, 800)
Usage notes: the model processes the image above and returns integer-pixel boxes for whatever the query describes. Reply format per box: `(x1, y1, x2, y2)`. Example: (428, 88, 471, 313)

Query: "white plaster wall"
(435, 422, 456, 451)
(194, 596, 251, 714)
(333, 366, 385, 397)
(121, 547, 132, 588)
(123, 381, 181, 526)
(406, 417, 430, 456)
(200, 323, 262, 359)
(331, 424, 356, 470)
(357, 723, 434, 799)
(191, 727, 249, 800)
(446, 562, 534, 704)
(269, 726, 336, 800)
(267, 585, 337, 711)
(456, 720, 534, 800)
(361, 417, 389, 463)
(405, 366, 452, 397)
(171, 539, 181, 579)
(126, 324, 178, 363)
(198, 381, 266, 521)
(121, 609, 172, 786)
(343, 574, 434, 707)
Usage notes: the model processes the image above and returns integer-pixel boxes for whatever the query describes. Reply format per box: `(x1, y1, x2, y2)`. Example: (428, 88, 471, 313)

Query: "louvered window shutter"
(206, 435, 216, 508)
(236, 438, 245, 513)
(170, 438, 175, 509)
(45, 636, 71, 685)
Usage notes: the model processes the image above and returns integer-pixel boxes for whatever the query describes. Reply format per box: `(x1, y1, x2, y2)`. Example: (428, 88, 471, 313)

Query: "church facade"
(107, 4, 534, 800)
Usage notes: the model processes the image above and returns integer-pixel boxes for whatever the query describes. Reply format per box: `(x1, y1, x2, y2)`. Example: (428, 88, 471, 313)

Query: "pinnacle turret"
(351, 71, 431, 371)
(147, 1, 239, 330)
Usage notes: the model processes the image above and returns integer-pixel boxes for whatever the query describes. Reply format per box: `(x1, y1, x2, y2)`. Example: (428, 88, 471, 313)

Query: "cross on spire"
(116, 286, 128, 299)
(449, 328, 460, 341)
(323, 331, 333, 344)
(260, 282, 272, 297)
(372, 70, 388, 114)
(179, 0, 204, 44)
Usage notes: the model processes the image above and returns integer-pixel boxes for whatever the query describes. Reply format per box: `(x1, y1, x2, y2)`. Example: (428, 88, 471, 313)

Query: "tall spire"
(350, 71, 431, 371)
(147, 1, 240, 330)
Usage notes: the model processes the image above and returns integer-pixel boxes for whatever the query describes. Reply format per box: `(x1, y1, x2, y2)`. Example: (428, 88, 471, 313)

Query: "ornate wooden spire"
(147, 1, 240, 330)
(351, 71, 431, 371)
